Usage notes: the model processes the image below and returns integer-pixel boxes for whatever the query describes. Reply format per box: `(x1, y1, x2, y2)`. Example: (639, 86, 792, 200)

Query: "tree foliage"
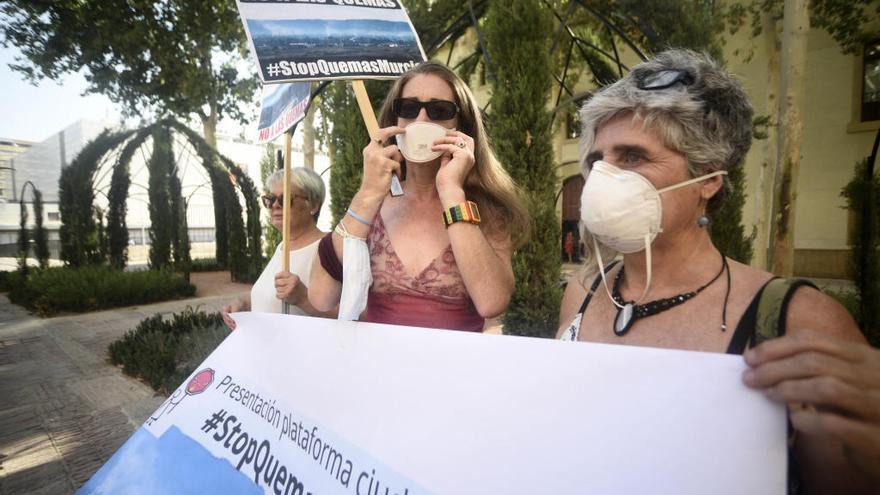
(32, 188, 50, 268)
(17, 190, 28, 275)
(320, 80, 390, 226)
(59, 129, 136, 267)
(842, 157, 880, 346)
(167, 121, 259, 282)
(147, 126, 175, 269)
(486, 0, 562, 338)
(58, 119, 259, 281)
(259, 145, 281, 259)
(727, 0, 879, 55)
(108, 126, 154, 268)
(0, 0, 258, 143)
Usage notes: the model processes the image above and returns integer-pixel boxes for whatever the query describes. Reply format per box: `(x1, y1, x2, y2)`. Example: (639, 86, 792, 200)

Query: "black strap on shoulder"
(576, 260, 620, 314)
(754, 278, 818, 345)
(727, 277, 818, 355)
(726, 278, 775, 354)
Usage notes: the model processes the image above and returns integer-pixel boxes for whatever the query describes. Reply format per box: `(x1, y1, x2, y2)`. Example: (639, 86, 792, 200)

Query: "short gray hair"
(578, 49, 753, 213)
(266, 167, 325, 222)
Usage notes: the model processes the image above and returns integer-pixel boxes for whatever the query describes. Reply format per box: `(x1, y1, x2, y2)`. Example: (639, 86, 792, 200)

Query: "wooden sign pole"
(350, 80, 403, 196)
(281, 129, 293, 315)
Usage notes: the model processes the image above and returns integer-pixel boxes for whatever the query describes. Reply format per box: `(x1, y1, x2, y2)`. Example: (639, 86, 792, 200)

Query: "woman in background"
(223, 167, 335, 329)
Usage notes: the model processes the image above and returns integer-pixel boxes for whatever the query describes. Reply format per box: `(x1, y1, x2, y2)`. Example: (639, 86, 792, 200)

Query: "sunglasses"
(636, 69, 694, 91)
(261, 193, 307, 209)
(392, 98, 459, 120)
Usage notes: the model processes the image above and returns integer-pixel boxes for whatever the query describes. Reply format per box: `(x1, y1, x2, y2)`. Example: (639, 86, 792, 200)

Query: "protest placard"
(236, 0, 427, 83)
(257, 82, 312, 142)
(78, 313, 786, 495)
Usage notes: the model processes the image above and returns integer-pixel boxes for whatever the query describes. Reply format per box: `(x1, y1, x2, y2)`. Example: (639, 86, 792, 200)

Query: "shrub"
(190, 257, 222, 272)
(108, 306, 228, 392)
(0, 270, 22, 292)
(8, 266, 195, 316)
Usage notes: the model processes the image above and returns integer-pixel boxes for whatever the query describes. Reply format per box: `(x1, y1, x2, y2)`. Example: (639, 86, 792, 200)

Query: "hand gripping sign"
(78, 313, 787, 495)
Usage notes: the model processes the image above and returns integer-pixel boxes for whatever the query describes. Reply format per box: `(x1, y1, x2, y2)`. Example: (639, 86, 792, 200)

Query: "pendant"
(613, 303, 636, 336)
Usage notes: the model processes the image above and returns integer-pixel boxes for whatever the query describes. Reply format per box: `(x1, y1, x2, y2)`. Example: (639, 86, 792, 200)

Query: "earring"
(697, 215, 710, 228)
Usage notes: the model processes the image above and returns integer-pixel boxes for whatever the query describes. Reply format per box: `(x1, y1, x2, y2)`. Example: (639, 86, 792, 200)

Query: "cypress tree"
(485, 0, 562, 337)
(260, 145, 281, 259)
(147, 126, 174, 269)
(710, 161, 753, 263)
(170, 166, 192, 278)
(322, 80, 389, 225)
(32, 188, 49, 268)
(107, 126, 153, 269)
(17, 195, 29, 275)
(58, 129, 134, 266)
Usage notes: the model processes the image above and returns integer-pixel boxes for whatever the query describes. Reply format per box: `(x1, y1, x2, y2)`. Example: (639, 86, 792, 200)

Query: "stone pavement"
(0, 289, 246, 495)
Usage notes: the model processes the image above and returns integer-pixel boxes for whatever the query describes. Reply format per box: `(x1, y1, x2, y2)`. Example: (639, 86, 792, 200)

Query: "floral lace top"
(365, 214, 484, 332)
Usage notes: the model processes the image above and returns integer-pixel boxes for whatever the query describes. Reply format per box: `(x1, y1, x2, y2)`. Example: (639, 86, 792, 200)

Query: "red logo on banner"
(186, 368, 215, 395)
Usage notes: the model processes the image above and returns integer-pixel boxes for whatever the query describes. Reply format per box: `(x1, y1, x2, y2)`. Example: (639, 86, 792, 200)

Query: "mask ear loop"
(592, 234, 653, 308)
(657, 170, 727, 194)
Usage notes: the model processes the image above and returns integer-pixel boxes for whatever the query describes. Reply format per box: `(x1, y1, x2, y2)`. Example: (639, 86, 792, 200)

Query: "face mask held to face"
(395, 122, 450, 164)
(580, 160, 726, 304)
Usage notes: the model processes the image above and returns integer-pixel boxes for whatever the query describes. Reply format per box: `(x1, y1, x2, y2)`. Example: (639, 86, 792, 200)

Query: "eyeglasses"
(392, 98, 459, 120)
(636, 69, 694, 91)
(261, 193, 307, 209)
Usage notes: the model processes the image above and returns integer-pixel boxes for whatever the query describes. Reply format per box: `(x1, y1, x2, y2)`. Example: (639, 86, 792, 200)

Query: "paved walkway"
(0, 278, 247, 494)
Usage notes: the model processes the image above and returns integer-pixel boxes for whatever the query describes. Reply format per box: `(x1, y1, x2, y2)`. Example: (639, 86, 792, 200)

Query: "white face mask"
(395, 122, 450, 163)
(580, 160, 726, 304)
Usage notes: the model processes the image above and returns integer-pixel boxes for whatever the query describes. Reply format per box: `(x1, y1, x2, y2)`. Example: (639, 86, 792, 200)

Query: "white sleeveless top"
(250, 239, 320, 315)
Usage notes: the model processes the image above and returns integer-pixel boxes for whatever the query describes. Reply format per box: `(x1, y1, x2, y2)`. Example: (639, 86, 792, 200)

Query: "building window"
(48, 212, 60, 221)
(862, 40, 880, 122)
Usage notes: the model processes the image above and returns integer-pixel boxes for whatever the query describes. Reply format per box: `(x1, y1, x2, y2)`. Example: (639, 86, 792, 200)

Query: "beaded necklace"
(611, 252, 730, 336)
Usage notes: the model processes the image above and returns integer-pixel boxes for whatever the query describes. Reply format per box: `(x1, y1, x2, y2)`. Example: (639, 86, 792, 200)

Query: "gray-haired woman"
(558, 49, 879, 492)
(222, 167, 336, 328)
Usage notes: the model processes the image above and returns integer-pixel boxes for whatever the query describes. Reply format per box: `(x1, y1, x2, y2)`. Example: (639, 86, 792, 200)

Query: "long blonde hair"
(377, 61, 530, 248)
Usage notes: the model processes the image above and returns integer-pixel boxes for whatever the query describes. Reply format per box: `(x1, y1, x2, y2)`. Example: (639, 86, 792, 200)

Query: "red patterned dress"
(365, 214, 484, 332)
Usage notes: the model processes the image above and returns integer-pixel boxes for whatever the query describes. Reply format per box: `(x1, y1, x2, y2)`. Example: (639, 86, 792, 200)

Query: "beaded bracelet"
(334, 221, 367, 242)
(346, 208, 373, 227)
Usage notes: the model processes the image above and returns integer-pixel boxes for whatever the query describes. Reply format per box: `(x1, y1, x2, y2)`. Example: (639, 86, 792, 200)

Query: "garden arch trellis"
(58, 118, 262, 281)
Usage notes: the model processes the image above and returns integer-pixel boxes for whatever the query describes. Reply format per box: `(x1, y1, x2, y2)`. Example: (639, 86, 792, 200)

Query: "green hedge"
(108, 306, 228, 393)
(190, 257, 222, 272)
(8, 266, 195, 316)
(0, 270, 21, 292)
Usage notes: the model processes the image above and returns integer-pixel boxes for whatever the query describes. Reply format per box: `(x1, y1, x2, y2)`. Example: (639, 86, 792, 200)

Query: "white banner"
(78, 313, 787, 495)
(236, 0, 427, 83)
(257, 82, 312, 142)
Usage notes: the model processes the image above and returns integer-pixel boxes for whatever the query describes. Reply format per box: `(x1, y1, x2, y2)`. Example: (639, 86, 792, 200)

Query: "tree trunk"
(201, 111, 218, 149)
(770, 0, 809, 277)
(755, 12, 781, 270)
(302, 103, 316, 170)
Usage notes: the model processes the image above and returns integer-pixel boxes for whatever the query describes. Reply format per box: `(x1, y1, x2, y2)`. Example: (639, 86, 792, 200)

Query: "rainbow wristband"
(442, 201, 481, 228)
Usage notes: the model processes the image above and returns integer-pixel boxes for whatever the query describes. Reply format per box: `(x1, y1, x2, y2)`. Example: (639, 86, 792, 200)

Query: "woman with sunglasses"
(309, 61, 528, 331)
(559, 49, 878, 492)
(222, 167, 335, 329)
